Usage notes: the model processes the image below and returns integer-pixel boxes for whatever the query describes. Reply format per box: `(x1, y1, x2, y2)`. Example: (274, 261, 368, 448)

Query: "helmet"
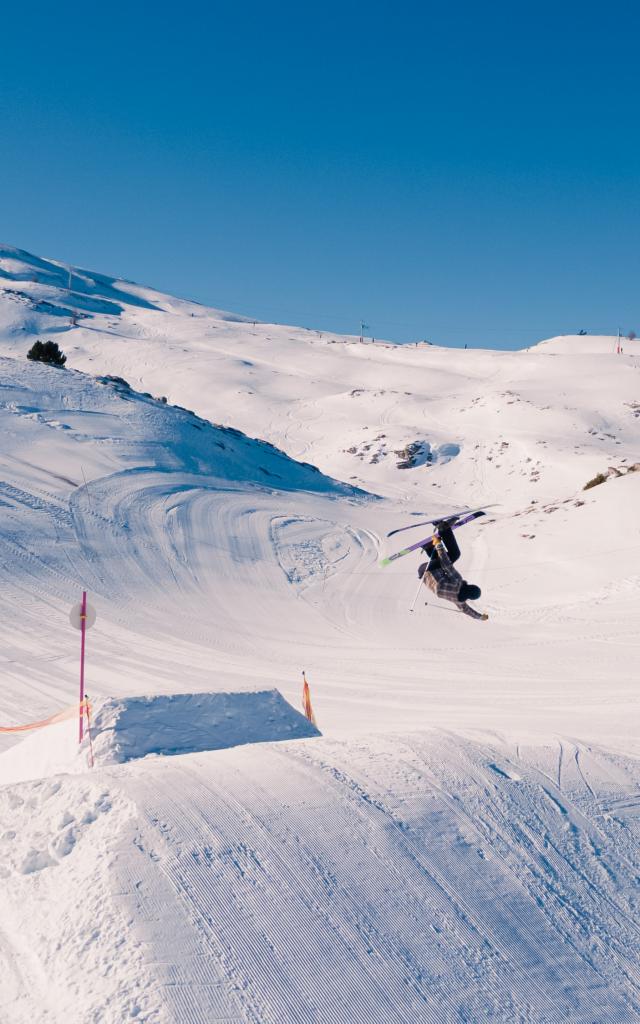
(459, 582, 481, 602)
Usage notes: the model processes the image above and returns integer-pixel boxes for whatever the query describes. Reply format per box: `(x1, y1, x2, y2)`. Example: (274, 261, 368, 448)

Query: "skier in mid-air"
(418, 520, 488, 620)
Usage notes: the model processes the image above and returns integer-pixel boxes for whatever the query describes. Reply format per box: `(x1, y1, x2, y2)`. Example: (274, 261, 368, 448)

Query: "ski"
(386, 504, 498, 538)
(380, 510, 486, 566)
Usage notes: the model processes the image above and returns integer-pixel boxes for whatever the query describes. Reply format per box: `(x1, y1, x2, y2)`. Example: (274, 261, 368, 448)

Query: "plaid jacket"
(421, 536, 484, 620)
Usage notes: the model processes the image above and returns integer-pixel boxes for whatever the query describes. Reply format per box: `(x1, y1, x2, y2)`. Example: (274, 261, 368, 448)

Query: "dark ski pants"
(425, 525, 460, 571)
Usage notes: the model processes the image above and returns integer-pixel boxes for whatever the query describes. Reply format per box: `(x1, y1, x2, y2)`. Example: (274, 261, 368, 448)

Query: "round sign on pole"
(70, 601, 96, 631)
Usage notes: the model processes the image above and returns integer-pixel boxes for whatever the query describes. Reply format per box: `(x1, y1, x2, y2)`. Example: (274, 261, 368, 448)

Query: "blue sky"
(1, 1, 638, 348)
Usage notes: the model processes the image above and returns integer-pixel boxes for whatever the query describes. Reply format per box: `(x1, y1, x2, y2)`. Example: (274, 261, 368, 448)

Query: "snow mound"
(89, 690, 320, 765)
(0, 355, 363, 498)
(531, 333, 637, 354)
(0, 690, 320, 785)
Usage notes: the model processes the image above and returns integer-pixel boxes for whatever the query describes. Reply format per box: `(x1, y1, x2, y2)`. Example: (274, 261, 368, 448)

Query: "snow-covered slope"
(1, 245, 640, 1023)
(532, 333, 631, 354)
(2, 243, 638, 504)
(5, 733, 640, 1023)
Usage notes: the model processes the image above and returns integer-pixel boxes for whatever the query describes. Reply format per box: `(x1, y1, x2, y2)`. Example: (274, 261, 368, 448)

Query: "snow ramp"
(90, 690, 320, 766)
(0, 690, 320, 785)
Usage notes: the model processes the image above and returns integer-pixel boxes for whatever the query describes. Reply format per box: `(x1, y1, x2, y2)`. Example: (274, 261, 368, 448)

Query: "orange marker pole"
(84, 697, 95, 768)
(302, 671, 317, 727)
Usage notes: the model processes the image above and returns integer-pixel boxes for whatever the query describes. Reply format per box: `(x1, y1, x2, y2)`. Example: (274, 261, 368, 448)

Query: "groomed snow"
(0, 245, 639, 1022)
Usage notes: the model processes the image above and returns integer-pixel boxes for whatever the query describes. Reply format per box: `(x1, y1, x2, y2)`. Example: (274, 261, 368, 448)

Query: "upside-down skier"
(417, 521, 488, 621)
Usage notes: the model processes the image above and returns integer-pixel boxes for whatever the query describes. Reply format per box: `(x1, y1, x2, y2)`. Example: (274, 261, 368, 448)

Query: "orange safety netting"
(0, 700, 91, 734)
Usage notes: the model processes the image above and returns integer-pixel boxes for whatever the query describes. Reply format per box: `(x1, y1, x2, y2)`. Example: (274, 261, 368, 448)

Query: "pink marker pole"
(79, 590, 87, 743)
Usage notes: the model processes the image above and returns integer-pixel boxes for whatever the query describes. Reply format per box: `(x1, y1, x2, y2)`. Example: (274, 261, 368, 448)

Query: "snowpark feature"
(0, 244, 640, 1021)
(0, 691, 321, 785)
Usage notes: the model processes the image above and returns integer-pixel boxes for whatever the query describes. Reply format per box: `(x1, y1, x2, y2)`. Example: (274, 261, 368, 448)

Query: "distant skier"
(418, 521, 488, 621)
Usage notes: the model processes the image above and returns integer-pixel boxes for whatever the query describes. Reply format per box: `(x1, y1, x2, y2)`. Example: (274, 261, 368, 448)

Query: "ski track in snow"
(75, 735, 640, 1023)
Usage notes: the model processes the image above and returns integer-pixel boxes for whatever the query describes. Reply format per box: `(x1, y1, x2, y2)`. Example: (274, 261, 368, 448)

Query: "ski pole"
(424, 602, 459, 614)
(409, 573, 424, 612)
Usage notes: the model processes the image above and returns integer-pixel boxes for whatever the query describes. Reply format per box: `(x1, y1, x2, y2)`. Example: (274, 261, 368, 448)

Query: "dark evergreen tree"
(26, 340, 67, 367)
